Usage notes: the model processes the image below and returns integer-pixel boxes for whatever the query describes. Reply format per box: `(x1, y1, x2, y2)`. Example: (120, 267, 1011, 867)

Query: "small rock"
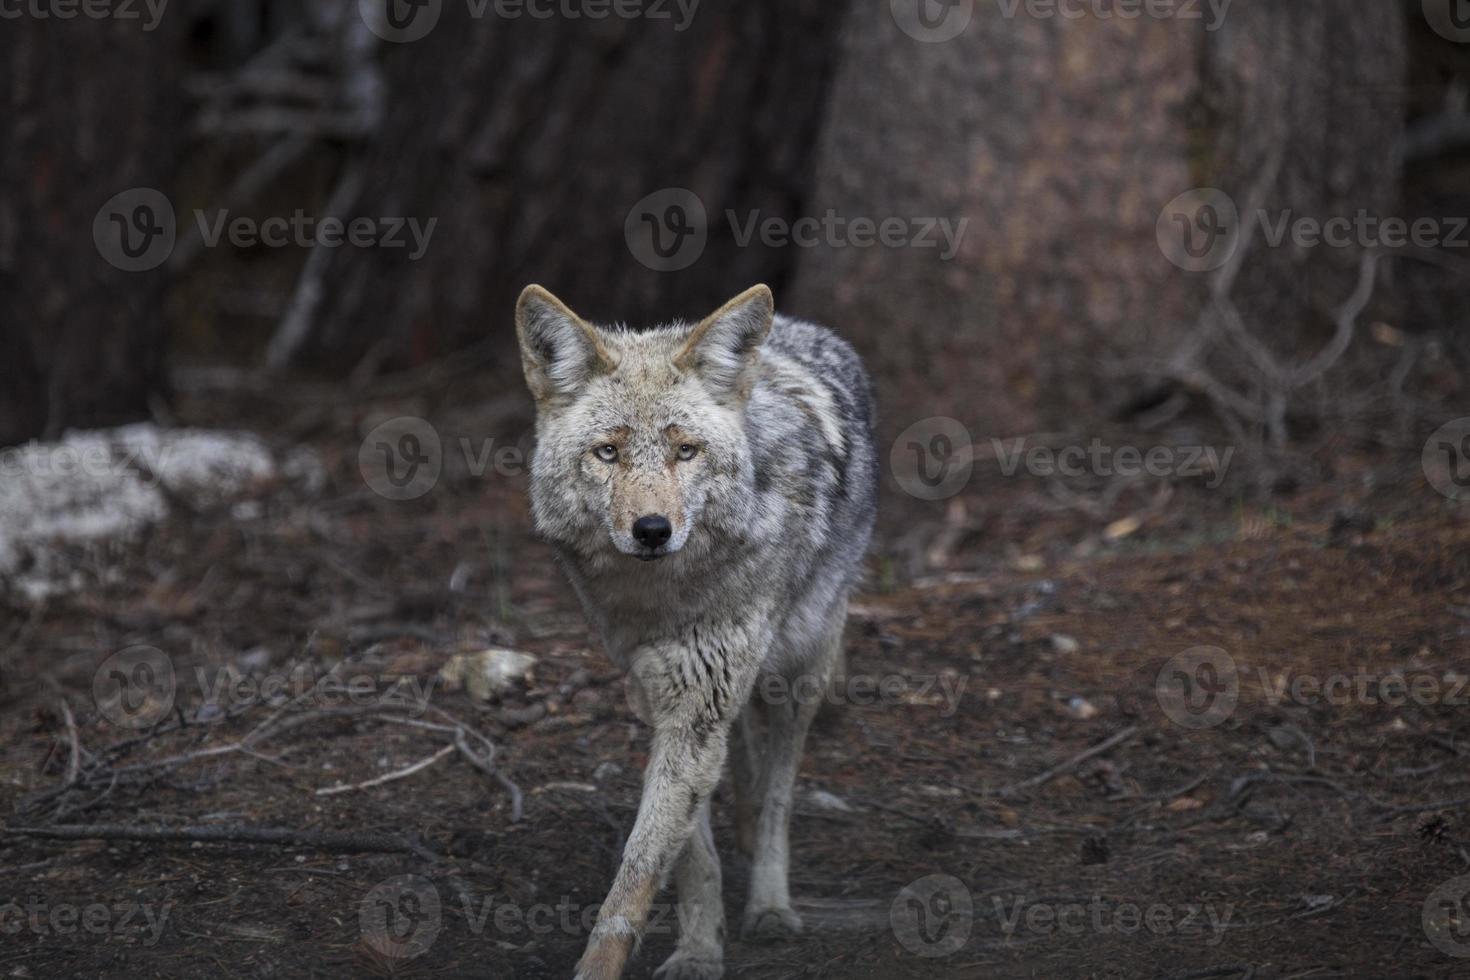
(1012, 554, 1045, 573)
(1050, 634, 1080, 655)
(807, 789, 853, 813)
(1065, 696, 1099, 720)
(593, 762, 622, 782)
(439, 648, 538, 701)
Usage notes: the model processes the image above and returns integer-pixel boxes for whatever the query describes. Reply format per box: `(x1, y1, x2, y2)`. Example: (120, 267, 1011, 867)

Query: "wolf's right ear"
(516, 285, 618, 405)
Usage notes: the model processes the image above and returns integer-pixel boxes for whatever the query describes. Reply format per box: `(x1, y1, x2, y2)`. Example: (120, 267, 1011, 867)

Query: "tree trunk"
(789, 1, 1406, 437)
(0, 17, 182, 446)
(301, 1, 848, 373)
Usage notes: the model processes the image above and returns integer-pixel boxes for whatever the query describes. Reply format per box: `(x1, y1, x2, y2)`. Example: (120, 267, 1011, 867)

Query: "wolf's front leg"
(574, 648, 743, 980)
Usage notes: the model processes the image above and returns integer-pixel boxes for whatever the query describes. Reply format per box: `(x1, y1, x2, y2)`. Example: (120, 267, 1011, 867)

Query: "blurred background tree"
(4, 0, 1465, 486)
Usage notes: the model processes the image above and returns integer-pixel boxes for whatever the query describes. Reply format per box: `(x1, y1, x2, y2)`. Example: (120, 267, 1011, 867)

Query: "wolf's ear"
(516, 285, 618, 405)
(674, 284, 774, 399)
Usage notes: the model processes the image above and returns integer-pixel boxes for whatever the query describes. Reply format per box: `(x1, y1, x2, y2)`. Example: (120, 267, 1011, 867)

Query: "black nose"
(632, 515, 672, 549)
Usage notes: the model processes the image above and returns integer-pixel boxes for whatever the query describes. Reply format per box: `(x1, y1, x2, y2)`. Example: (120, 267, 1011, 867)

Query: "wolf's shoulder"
(763, 314, 875, 433)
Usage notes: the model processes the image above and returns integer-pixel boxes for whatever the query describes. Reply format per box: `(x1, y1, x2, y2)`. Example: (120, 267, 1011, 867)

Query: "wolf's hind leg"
(731, 702, 764, 857)
(654, 797, 725, 980)
(741, 609, 845, 943)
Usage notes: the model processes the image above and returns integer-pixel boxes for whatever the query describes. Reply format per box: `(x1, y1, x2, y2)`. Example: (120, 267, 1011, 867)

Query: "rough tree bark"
(788, 1, 1406, 438)
(299, 1, 849, 373)
(0, 16, 182, 447)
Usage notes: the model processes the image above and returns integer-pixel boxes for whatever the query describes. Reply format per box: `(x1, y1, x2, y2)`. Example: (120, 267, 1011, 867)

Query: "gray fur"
(515, 284, 877, 980)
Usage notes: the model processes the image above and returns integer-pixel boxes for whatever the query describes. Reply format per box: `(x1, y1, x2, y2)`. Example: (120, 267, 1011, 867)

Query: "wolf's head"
(516, 284, 773, 564)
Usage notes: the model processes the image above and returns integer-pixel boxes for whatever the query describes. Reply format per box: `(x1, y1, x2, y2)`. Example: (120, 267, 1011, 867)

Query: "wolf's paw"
(740, 906, 803, 944)
(653, 949, 724, 980)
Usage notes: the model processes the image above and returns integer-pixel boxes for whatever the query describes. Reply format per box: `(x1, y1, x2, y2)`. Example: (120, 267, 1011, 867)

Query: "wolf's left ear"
(516, 285, 618, 406)
(674, 284, 774, 399)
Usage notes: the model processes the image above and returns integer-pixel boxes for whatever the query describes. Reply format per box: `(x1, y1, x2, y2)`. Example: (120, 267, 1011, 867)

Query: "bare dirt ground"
(3, 372, 1468, 979)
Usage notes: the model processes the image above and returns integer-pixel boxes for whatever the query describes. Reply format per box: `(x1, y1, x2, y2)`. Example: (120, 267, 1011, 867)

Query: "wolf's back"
(746, 314, 879, 592)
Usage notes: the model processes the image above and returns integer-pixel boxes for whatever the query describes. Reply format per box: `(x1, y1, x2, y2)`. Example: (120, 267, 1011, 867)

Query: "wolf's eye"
(676, 444, 699, 461)
(594, 444, 619, 463)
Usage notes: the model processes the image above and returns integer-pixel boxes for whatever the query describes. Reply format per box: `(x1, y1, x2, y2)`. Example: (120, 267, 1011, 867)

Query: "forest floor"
(2, 366, 1469, 979)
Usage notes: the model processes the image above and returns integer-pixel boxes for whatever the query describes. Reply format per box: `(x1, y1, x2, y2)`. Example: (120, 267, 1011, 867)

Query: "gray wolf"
(514, 283, 878, 979)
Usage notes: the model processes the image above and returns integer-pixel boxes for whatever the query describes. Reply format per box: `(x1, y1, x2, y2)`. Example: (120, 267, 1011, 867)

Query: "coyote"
(515, 283, 878, 980)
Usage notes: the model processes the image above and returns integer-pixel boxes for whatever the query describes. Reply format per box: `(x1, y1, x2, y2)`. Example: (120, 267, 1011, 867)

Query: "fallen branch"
(2, 823, 440, 862)
(315, 743, 454, 796)
(998, 726, 1139, 797)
